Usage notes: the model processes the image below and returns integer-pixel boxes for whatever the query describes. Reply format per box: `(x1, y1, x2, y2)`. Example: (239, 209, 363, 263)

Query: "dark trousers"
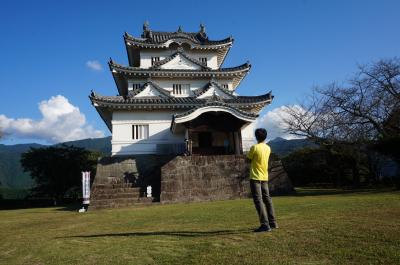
(250, 179, 277, 227)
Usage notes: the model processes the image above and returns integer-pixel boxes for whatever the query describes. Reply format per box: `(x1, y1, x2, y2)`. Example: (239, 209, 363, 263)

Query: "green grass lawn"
(1, 189, 399, 265)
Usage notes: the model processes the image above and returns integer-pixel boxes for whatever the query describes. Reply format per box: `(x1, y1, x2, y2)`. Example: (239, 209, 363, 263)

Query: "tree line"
(282, 57, 399, 188)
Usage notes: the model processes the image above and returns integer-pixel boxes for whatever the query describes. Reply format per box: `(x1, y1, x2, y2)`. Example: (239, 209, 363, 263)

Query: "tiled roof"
(173, 101, 259, 120)
(90, 90, 273, 132)
(109, 59, 250, 74)
(124, 28, 233, 47)
(90, 90, 272, 107)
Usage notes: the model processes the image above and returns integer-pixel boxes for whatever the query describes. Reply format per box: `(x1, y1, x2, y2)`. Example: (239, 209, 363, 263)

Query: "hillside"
(0, 137, 111, 189)
(268, 137, 317, 157)
(0, 143, 43, 188)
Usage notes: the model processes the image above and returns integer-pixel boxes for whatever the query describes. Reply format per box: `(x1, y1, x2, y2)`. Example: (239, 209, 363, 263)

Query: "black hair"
(255, 128, 267, 142)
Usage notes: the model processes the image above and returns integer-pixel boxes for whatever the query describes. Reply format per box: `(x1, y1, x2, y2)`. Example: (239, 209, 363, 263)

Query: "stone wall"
(160, 155, 294, 203)
(89, 154, 294, 208)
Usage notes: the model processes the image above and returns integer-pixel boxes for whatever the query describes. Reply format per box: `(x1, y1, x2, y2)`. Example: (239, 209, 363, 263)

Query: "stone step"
(92, 187, 142, 194)
(89, 202, 134, 210)
(89, 197, 154, 210)
(138, 197, 153, 203)
(89, 201, 156, 210)
(94, 183, 135, 189)
(92, 192, 141, 200)
(90, 197, 139, 206)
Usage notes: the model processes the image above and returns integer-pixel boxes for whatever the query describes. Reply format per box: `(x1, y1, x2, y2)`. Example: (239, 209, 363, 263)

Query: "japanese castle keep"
(89, 23, 292, 209)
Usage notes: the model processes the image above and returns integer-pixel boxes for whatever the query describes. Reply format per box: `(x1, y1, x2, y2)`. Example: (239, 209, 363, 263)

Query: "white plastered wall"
(241, 122, 256, 152)
(112, 110, 185, 155)
(126, 78, 234, 97)
(150, 78, 209, 97)
(140, 50, 218, 69)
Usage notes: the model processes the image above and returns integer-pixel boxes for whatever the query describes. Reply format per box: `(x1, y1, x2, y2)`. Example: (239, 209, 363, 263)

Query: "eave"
(109, 60, 251, 95)
(89, 91, 273, 113)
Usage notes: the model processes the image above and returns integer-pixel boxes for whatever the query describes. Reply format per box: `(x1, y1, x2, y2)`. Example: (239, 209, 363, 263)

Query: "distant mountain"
(268, 137, 317, 157)
(57, 136, 111, 154)
(0, 143, 43, 188)
(0, 137, 111, 189)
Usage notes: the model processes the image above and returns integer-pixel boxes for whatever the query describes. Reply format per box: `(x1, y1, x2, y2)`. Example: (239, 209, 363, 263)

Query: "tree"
(21, 145, 101, 204)
(283, 58, 400, 186)
(284, 58, 399, 143)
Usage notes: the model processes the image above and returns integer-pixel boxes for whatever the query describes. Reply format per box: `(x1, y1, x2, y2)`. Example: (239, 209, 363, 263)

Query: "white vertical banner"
(82, 171, 90, 205)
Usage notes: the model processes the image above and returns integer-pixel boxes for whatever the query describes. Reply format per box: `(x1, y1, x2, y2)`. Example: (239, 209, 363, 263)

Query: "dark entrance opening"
(182, 112, 248, 155)
(198, 132, 212, 148)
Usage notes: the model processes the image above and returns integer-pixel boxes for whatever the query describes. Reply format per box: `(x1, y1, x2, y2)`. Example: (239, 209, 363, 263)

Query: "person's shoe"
(270, 223, 279, 229)
(254, 225, 272, 233)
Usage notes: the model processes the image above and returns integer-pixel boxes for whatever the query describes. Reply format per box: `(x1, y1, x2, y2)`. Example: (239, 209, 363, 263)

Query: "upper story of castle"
(124, 22, 233, 69)
(109, 23, 251, 97)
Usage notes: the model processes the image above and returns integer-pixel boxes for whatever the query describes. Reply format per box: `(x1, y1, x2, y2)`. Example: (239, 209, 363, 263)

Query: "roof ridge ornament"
(177, 25, 183, 33)
(143, 21, 150, 31)
(200, 23, 206, 34)
(142, 21, 152, 38)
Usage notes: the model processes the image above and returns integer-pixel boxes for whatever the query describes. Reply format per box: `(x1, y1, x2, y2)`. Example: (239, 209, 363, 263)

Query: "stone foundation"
(90, 154, 294, 209)
(160, 155, 294, 203)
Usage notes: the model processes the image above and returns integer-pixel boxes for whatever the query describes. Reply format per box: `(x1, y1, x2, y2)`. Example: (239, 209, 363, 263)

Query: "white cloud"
(257, 105, 305, 140)
(0, 95, 104, 143)
(86, 60, 103, 71)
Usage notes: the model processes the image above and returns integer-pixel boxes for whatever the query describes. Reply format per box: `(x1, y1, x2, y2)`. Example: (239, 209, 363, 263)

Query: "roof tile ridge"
(209, 80, 236, 96)
(144, 80, 172, 97)
(219, 61, 251, 71)
(235, 90, 273, 100)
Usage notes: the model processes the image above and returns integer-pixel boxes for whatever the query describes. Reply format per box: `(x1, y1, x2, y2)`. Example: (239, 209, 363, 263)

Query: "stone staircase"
(89, 182, 153, 210)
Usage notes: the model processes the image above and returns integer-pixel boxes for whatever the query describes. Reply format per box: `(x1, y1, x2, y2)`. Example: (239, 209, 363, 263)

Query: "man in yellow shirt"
(247, 128, 278, 232)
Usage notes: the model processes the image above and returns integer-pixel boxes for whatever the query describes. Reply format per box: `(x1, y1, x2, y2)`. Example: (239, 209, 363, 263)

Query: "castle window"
(132, 83, 141, 90)
(199, 57, 207, 66)
(132, 124, 149, 140)
(173, 84, 190, 95)
(151, 57, 160, 65)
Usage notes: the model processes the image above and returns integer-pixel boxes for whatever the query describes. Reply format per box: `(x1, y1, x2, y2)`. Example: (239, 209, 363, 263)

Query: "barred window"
(199, 57, 207, 66)
(173, 84, 190, 95)
(222, 84, 229, 89)
(132, 124, 149, 140)
(151, 57, 160, 65)
(132, 83, 141, 90)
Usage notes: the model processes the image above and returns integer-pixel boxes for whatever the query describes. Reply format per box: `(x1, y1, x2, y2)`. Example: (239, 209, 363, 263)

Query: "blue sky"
(1, 0, 399, 144)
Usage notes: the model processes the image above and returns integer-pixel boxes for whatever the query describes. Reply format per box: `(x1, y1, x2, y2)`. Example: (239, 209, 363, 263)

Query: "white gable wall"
(153, 78, 207, 96)
(140, 50, 173, 68)
(186, 51, 218, 69)
(134, 84, 164, 97)
(140, 50, 219, 69)
(159, 54, 202, 70)
(196, 85, 233, 99)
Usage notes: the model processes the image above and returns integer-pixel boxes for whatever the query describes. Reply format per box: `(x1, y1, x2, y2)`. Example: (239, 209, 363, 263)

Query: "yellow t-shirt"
(247, 142, 271, 181)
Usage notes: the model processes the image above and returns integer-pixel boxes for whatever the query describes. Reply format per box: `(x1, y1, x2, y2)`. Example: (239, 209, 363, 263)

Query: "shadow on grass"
(55, 203, 82, 212)
(60, 228, 253, 239)
(293, 187, 398, 197)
